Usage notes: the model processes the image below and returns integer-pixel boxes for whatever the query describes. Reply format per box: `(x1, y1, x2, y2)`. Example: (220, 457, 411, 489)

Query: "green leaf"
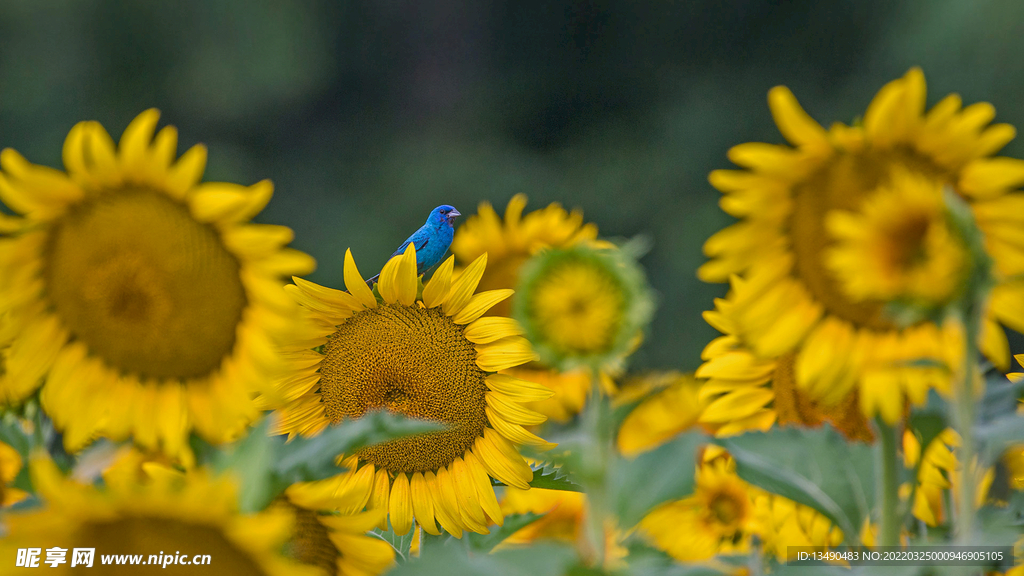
(273, 409, 446, 487)
(624, 541, 738, 575)
(464, 512, 542, 552)
(371, 525, 416, 563)
(195, 411, 446, 513)
(611, 431, 705, 527)
(527, 464, 585, 492)
(979, 370, 1024, 425)
(386, 541, 576, 576)
(717, 425, 875, 546)
(976, 411, 1024, 466)
(907, 390, 947, 459)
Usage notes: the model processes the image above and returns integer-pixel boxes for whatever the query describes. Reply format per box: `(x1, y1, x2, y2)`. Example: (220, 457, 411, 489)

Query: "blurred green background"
(2, 0, 1023, 371)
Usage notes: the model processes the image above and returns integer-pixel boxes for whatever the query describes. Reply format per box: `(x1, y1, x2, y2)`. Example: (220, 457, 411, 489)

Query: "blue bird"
(366, 205, 461, 286)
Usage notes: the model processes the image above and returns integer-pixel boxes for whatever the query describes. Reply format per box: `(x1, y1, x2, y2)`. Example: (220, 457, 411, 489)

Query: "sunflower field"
(1, 2, 1024, 576)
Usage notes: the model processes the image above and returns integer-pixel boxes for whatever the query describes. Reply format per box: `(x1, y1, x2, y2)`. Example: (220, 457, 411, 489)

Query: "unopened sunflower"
(272, 246, 554, 537)
(452, 194, 602, 420)
(700, 68, 1023, 422)
(0, 110, 314, 457)
(1, 457, 318, 576)
(514, 243, 653, 375)
(697, 289, 874, 441)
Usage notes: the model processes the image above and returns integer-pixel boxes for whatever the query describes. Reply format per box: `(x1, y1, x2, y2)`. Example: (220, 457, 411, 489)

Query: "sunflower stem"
(951, 308, 979, 546)
(581, 370, 609, 567)
(875, 417, 902, 547)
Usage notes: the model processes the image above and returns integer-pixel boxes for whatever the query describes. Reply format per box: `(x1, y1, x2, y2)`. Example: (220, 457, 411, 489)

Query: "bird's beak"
(448, 208, 461, 223)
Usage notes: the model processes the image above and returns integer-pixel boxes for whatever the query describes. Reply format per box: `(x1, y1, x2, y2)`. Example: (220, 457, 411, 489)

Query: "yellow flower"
(283, 481, 395, 576)
(751, 492, 844, 562)
(0, 439, 28, 507)
(697, 293, 875, 441)
(497, 486, 627, 570)
(271, 246, 554, 538)
(639, 453, 756, 562)
(616, 372, 708, 457)
(699, 68, 1021, 422)
(903, 428, 995, 526)
(514, 244, 653, 373)
(825, 170, 967, 305)
(0, 456, 318, 576)
(451, 193, 598, 318)
(0, 110, 314, 458)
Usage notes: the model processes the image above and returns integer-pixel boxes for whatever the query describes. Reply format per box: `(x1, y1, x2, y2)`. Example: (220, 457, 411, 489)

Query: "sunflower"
(271, 246, 555, 537)
(639, 450, 757, 561)
(751, 492, 844, 562)
(0, 439, 28, 507)
(903, 428, 995, 526)
(513, 244, 653, 374)
(700, 68, 1024, 422)
(697, 290, 875, 441)
(283, 479, 395, 575)
(825, 169, 968, 306)
(1, 457, 318, 576)
(500, 366, 591, 423)
(0, 110, 314, 458)
(497, 486, 627, 569)
(615, 372, 708, 457)
(451, 193, 599, 318)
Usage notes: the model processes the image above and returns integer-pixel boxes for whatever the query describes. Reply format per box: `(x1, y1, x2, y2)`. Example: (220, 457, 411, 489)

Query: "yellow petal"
(389, 472, 414, 535)
(371, 468, 391, 531)
(464, 317, 526, 344)
(119, 109, 161, 174)
(475, 337, 539, 372)
(378, 252, 402, 305)
(437, 464, 488, 534)
(768, 86, 827, 148)
(423, 471, 463, 537)
(396, 242, 419, 306)
(423, 255, 454, 308)
(484, 374, 555, 402)
(485, 391, 546, 425)
(486, 407, 557, 450)
(452, 289, 513, 325)
(450, 457, 489, 529)
(443, 253, 487, 316)
(464, 451, 504, 526)
(344, 248, 377, 309)
(411, 472, 440, 535)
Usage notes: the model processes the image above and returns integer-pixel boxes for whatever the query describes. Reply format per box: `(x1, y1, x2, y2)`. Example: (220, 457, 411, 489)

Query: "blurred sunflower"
(513, 244, 653, 375)
(697, 291, 874, 441)
(1004, 355, 1024, 490)
(700, 68, 1024, 422)
(283, 478, 395, 575)
(1, 457, 318, 576)
(903, 428, 995, 526)
(0, 439, 28, 507)
(0, 110, 314, 457)
(497, 486, 627, 569)
(453, 195, 604, 421)
(615, 371, 708, 457)
(752, 493, 843, 562)
(639, 449, 756, 561)
(272, 246, 554, 537)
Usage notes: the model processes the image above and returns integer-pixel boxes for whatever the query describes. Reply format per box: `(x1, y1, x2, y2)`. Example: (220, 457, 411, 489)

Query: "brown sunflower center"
(286, 504, 338, 576)
(319, 304, 488, 474)
(883, 213, 931, 272)
(42, 189, 246, 381)
(789, 147, 951, 330)
(75, 517, 267, 575)
(708, 492, 743, 526)
(772, 353, 875, 442)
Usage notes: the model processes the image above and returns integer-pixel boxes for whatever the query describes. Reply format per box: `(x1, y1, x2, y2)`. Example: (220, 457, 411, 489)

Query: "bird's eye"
(440, 209, 448, 214)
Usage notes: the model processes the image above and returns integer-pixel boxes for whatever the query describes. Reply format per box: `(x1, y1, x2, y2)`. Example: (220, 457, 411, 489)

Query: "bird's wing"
(390, 236, 429, 258)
